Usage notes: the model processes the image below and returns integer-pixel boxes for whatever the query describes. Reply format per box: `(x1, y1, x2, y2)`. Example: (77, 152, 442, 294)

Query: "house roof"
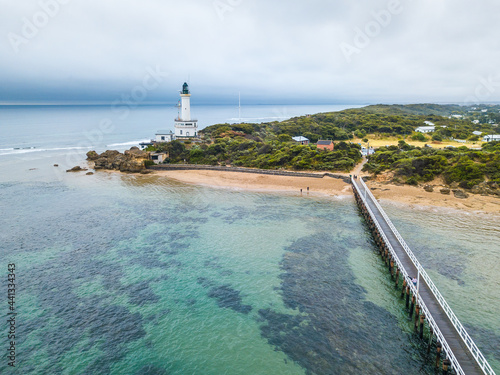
(292, 136, 309, 142)
(316, 140, 333, 145)
(472, 131, 483, 136)
(156, 130, 174, 135)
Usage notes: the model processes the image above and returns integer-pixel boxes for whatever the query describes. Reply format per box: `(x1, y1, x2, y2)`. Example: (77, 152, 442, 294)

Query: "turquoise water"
(1, 105, 499, 374)
(1, 173, 436, 374)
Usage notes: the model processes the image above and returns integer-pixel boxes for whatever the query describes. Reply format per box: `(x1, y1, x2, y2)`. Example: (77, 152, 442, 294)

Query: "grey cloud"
(1, 0, 499, 104)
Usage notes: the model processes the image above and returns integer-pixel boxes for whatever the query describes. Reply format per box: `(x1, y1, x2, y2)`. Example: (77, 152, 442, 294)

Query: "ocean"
(0, 104, 499, 374)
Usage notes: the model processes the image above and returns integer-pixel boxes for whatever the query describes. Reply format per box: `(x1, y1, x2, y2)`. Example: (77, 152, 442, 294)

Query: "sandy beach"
(154, 169, 353, 196)
(153, 169, 500, 215)
(366, 180, 500, 215)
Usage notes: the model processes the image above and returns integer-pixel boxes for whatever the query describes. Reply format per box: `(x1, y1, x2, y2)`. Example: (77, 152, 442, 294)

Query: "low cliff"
(86, 147, 152, 173)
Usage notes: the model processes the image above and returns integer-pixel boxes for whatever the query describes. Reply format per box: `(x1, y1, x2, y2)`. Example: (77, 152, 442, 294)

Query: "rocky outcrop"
(470, 182, 500, 196)
(86, 147, 150, 173)
(86, 151, 100, 161)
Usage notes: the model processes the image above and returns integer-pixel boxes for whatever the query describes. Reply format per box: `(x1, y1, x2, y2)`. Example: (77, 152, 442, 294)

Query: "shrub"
(406, 176, 419, 185)
(411, 132, 427, 142)
(432, 134, 443, 141)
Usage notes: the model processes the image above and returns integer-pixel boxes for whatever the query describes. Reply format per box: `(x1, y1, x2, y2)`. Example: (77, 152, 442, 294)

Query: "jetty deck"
(352, 176, 494, 375)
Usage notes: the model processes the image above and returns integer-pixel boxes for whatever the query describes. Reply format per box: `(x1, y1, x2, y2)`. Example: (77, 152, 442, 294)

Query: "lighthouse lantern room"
(174, 82, 198, 139)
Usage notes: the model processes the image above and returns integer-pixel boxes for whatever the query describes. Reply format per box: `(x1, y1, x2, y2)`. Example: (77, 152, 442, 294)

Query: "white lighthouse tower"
(174, 82, 198, 139)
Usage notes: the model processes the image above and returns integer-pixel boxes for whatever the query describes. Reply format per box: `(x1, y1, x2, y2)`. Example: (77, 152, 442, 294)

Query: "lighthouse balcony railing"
(175, 119, 198, 123)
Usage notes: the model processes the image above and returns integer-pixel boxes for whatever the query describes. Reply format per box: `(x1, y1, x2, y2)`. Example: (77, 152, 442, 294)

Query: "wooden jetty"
(351, 176, 495, 375)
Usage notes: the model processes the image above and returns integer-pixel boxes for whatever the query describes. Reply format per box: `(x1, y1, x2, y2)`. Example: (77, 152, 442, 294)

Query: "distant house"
(472, 120, 480, 124)
(415, 126, 435, 133)
(424, 121, 435, 126)
(316, 140, 334, 151)
(361, 147, 375, 156)
(483, 134, 500, 142)
(292, 136, 309, 145)
(155, 130, 175, 143)
(472, 131, 483, 136)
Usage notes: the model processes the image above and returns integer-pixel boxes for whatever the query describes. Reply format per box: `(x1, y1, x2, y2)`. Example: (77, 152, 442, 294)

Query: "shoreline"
(154, 169, 353, 197)
(151, 169, 500, 215)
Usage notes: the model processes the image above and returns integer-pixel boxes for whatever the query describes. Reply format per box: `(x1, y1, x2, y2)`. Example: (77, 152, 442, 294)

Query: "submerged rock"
(66, 166, 87, 172)
(440, 188, 451, 195)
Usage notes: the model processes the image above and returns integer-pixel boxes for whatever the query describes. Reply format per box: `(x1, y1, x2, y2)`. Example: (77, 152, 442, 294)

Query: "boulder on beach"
(440, 188, 451, 195)
(471, 182, 500, 196)
(452, 189, 469, 199)
(423, 185, 434, 193)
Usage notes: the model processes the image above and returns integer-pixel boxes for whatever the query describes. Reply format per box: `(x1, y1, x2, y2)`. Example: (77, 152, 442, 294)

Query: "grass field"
(352, 135, 482, 149)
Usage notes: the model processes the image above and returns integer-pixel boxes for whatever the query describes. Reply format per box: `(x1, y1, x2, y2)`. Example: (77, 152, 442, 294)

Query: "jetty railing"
(352, 178, 464, 374)
(356, 177, 495, 375)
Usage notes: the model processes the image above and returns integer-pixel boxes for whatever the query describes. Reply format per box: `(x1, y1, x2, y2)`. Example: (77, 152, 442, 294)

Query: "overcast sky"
(1, 0, 500, 105)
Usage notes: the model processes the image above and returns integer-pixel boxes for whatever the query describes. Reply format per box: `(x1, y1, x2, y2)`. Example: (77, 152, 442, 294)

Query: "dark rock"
(86, 172, 94, 175)
(93, 158, 108, 170)
(440, 188, 451, 195)
(125, 147, 146, 158)
(423, 185, 434, 192)
(452, 189, 469, 199)
(471, 182, 500, 196)
(66, 166, 87, 173)
(53, 164, 59, 167)
(86, 151, 100, 161)
(140, 169, 153, 174)
(86, 148, 149, 173)
(100, 150, 120, 159)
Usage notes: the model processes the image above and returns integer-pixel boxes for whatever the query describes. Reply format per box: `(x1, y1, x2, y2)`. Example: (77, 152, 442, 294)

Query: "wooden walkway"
(352, 177, 488, 375)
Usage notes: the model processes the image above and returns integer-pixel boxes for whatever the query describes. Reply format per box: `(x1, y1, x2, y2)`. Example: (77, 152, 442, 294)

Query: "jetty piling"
(351, 176, 494, 375)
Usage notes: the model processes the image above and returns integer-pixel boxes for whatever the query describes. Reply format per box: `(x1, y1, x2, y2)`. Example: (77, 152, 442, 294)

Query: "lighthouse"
(174, 82, 198, 138)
